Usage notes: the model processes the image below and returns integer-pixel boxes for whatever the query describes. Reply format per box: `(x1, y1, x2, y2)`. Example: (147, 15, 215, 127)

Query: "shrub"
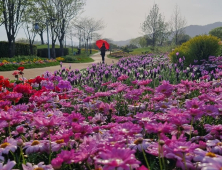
(63, 56, 76, 62)
(37, 48, 69, 58)
(0, 41, 37, 58)
(169, 35, 221, 67)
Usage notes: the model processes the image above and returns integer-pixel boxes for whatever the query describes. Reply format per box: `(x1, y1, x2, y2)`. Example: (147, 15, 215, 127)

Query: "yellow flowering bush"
(56, 57, 65, 61)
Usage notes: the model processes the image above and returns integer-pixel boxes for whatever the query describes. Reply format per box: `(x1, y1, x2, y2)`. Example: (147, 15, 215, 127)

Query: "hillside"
(110, 22, 222, 46)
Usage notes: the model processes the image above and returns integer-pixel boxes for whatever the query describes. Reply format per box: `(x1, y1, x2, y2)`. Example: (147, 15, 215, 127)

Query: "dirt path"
(0, 53, 118, 80)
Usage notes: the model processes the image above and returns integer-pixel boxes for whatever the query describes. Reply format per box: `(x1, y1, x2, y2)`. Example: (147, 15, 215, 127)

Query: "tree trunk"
(59, 39, 64, 57)
(29, 42, 33, 55)
(8, 38, 16, 58)
(39, 32, 44, 45)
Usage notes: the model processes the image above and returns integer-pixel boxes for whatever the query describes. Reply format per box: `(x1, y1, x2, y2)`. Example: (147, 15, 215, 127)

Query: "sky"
(0, 0, 221, 44)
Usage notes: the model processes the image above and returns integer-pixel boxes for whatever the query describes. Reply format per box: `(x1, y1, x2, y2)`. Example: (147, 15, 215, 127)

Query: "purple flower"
(0, 160, 16, 170)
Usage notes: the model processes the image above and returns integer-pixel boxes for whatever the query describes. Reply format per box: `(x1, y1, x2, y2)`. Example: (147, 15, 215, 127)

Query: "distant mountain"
(110, 22, 222, 46)
(110, 39, 131, 47)
(184, 22, 222, 37)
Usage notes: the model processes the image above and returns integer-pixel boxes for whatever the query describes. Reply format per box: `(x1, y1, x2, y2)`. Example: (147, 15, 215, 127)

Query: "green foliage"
(36, 44, 60, 49)
(0, 41, 37, 58)
(129, 47, 151, 55)
(62, 55, 94, 63)
(37, 48, 69, 58)
(121, 46, 133, 53)
(169, 35, 220, 67)
(209, 27, 222, 40)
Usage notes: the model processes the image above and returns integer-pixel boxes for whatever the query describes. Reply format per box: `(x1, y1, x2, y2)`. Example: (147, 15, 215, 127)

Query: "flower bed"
(110, 51, 131, 58)
(0, 57, 59, 71)
(0, 54, 222, 169)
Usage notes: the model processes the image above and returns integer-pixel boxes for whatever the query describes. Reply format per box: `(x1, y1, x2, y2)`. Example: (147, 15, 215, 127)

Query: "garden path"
(0, 53, 118, 80)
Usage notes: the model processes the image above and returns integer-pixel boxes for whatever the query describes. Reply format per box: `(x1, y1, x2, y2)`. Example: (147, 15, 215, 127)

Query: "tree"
(22, 3, 40, 55)
(170, 4, 187, 45)
(73, 17, 105, 55)
(157, 16, 171, 46)
(36, 0, 85, 58)
(130, 37, 141, 47)
(0, 0, 32, 57)
(141, 3, 167, 48)
(209, 27, 222, 40)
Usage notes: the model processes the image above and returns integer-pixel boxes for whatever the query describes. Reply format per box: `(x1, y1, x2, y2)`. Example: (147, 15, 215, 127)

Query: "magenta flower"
(51, 157, 63, 169)
(67, 112, 85, 123)
(94, 147, 140, 170)
(145, 122, 174, 134)
(33, 116, 59, 128)
(110, 122, 142, 136)
(137, 79, 152, 86)
(156, 82, 174, 97)
(185, 98, 204, 110)
(117, 74, 129, 81)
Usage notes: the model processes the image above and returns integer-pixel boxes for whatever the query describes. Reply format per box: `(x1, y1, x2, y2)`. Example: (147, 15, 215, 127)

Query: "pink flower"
(0, 138, 17, 155)
(137, 79, 152, 86)
(110, 122, 141, 136)
(23, 140, 49, 155)
(117, 74, 129, 81)
(33, 116, 59, 128)
(145, 122, 174, 134)
(94, 146, 140, 170)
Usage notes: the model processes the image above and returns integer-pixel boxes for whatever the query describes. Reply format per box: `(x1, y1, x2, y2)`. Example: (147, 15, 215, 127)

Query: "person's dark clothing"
(100, 45, 106, 63)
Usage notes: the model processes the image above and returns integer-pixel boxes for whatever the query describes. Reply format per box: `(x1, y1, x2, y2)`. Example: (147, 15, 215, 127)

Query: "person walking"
(100, 43, 106, 64)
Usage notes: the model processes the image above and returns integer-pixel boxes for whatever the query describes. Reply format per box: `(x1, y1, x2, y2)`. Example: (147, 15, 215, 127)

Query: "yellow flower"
(56, 57, 65, 61)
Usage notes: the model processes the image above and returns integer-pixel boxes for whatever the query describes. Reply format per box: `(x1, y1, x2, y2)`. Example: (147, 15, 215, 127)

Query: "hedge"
(0, 41, 37, 58)
(37, 48, 69, 58)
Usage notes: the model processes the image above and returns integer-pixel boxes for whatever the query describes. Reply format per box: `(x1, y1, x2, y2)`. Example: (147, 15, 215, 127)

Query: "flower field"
(1, 54, 222, 169)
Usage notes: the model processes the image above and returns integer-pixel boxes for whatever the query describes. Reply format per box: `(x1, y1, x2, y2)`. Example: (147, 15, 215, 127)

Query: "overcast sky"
(81, 0, 222, 41)
(0, 0, 221, 43)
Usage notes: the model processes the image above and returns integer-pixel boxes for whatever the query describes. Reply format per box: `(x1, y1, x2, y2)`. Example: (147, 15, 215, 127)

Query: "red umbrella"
(96, 40, 110, 50)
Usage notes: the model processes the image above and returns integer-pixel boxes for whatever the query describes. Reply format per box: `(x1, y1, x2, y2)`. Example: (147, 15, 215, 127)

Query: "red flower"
(13, 83, 32, 95)
(33, 76, 45, 84)
(0, 76, 4, 80)
(17, 67, 25, 71)
(12, 71, 19, 76)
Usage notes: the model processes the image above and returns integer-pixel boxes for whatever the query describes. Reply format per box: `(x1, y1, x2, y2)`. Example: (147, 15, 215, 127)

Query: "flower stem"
(86, 162, 92, 170)
(183, 153, 188, 170)
(8, 122, 11, 138)
(20, 147, 25, 164)
(48, 130, 52, 164)
(142, 147, 151, 170)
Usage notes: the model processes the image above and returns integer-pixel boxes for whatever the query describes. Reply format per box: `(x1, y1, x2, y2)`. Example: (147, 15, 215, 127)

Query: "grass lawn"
(107, 54, 122, 59)
(129, 47, 151, 55)
(61, 48, 99, 63)
(36, 44, 60, 49)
